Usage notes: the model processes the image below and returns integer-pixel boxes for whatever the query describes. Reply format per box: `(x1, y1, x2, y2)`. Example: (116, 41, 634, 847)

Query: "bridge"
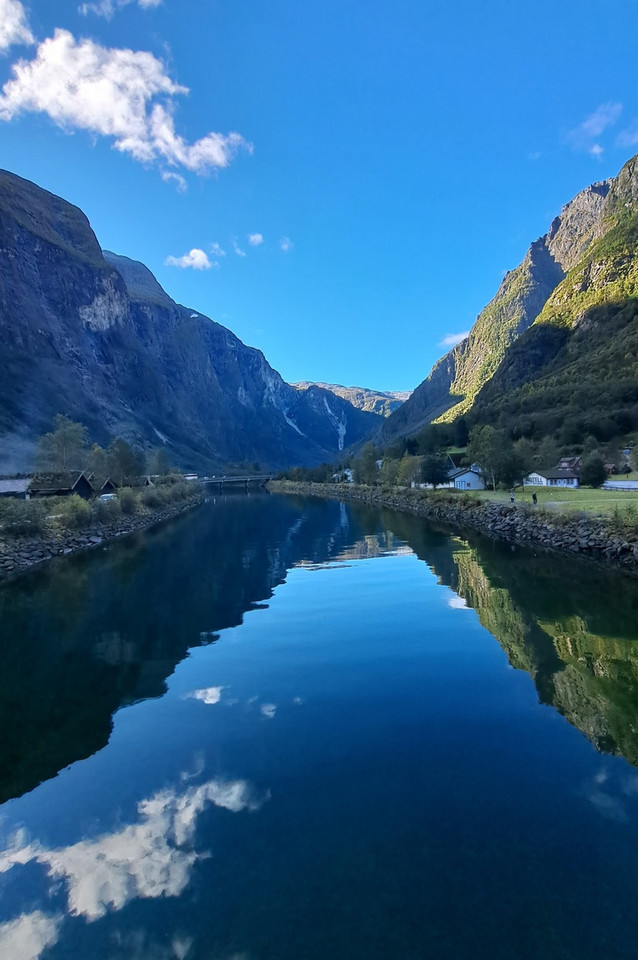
(198, 474, 271, 491)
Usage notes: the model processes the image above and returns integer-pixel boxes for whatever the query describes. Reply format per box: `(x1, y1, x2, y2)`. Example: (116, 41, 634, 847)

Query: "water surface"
(1, 493, 638, 959)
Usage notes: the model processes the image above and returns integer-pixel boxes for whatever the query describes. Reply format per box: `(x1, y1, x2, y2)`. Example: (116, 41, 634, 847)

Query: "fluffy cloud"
(232, 237, 246, 257)
(248, 233, 263, 246)
(0, 910, 62, 960)
(186, 685, 224, 704)
(567, 102, 622, 158)
(210, 242, 226, 258)
(79, 0, 162, 19)
(165, 248, 213, 270)
(279, 236, 293, 252)
(0, 0, 34, 52)
(0, 29, 251, 177)
(439, 330, 469, 348)
(0, 775, 268, 955)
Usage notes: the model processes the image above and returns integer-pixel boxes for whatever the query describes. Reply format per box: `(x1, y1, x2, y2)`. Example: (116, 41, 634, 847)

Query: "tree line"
(35, 415, 172, 483)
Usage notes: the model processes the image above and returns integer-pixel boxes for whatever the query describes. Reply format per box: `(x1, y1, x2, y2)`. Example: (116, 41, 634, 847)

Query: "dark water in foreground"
(2, 493, 638, 959)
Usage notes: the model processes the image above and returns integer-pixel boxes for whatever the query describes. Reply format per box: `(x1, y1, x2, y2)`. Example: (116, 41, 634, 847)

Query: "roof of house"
(450, 468, 482, 479)
(0, 478, 31, 494)
(529, 468, 579, 480)
(29, 471, 92, 493)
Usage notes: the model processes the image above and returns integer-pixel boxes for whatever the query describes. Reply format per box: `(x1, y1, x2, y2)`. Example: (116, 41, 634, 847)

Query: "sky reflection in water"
(1, 493, 638, 959)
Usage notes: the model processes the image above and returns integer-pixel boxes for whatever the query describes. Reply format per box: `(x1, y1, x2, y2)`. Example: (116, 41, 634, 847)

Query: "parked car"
(99, 493, 117, 502)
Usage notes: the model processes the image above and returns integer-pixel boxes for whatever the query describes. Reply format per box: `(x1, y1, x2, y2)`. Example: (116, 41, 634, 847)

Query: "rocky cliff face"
(293, 382, 410, 417)
(380, 172, 617, 442)
(0, 170, 379, 470)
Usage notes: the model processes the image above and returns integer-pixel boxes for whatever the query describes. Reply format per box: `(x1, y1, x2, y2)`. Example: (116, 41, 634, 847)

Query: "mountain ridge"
(380, 156, 638, 447)
(0, 169, 380, 472)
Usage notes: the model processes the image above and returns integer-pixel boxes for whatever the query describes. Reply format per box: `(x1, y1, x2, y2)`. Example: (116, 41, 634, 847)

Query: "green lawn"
(464, 486, 638, 516)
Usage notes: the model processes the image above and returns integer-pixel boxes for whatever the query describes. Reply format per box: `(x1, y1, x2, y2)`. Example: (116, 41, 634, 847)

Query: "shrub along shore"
(0, 481, 204, 581)
(270, 481, 638, 575)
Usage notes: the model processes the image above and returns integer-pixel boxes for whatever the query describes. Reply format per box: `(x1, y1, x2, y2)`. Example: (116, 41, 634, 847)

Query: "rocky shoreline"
(0, 492, 205, 582)
(270, 481, 638, 575)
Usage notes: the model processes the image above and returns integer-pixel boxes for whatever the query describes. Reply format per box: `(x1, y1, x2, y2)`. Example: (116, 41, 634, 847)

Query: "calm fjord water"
(2, 493, 638, 959)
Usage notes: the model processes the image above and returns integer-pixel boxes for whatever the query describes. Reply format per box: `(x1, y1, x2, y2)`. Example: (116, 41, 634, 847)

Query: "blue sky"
(1, 0, 637, 392)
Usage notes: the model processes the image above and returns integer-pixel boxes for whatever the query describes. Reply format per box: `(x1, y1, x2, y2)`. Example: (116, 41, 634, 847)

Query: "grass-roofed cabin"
(29, 472, 94, 499)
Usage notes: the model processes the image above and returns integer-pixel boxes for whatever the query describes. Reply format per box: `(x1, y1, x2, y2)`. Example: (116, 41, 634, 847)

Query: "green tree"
(86, 443, 108, 477)
(579, 453, 607, 488)
(467, 425, 502, 490)
(35, 415, 88, 473)
(380, 458, 399, 486)
(147, 447, 171, 476)
(420, 453, 450, 489)
(467, 425, 525, 490)
(397, 454, 422, 486)
(107, 438, 145, 484)
(354, 443, 380, 484)
(536, 436, 561, 469)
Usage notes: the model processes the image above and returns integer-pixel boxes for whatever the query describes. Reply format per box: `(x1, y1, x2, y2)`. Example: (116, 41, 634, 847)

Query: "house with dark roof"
(29, 472, 94, 499)
(524, 468, 579, 488)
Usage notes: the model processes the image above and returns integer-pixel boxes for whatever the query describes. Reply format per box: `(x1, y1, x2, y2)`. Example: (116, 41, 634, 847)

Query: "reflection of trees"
(397, 520, 638, 768)
(0, 494, 389, 803)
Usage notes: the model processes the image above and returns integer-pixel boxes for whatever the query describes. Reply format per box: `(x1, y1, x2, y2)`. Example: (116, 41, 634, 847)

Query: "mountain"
(293, 382, 411, 417)
(0, 170, 380, 472)
(380, 159, 637, 445)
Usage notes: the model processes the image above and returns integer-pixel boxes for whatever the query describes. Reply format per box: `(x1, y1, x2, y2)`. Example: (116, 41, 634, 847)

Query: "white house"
(451, 469, 485, 491)
(524, 469, 579, 488)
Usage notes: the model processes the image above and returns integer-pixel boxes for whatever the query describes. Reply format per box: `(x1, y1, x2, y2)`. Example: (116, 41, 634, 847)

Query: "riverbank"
(0, 488, 205, 581)
(270, 481, 638, 573)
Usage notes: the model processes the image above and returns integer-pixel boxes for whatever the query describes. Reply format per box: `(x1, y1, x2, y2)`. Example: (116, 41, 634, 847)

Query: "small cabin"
(29, 472, 94, 499)
(452, 469, 485, 491)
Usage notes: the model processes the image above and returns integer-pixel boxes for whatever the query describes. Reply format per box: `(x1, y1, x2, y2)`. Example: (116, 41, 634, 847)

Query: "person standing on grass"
(532, 492, 537, 505)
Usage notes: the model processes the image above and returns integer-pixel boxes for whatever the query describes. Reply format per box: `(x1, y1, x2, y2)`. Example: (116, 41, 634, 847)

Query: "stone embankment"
(271, 481, 638, 574)
(0, 492, 205, 581)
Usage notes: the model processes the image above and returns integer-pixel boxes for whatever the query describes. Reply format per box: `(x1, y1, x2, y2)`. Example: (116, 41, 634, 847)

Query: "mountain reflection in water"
(1, 493, 638, 805)
(2, 493, 638, 960)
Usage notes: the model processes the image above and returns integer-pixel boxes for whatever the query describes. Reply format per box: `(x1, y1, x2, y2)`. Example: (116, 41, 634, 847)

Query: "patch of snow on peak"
(153, 427, 169, 444)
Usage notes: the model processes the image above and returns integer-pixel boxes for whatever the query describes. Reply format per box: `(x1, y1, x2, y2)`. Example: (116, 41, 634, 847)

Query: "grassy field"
(466, 486, 638, 516)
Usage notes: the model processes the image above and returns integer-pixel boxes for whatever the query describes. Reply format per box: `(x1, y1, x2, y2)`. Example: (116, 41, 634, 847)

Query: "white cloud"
(279, 236, 293, 252)
(232, 237, 246, 257)
(165, 248, 213, 270)
(79, 0, 162, 19)
(260, 703, 277, 719)
(248, 233, 263, 246)
(0, 775, 268, 955)
(210, 242, 226, 258)
(161, 170, 187, 192)
(0, 910, 62, 960)
(439, 330, 469, 348)
(0, 29, 251, 178)
(567, 102, 622, 157)
(186, 685, 224, 704)
(0, 0, 34, 52)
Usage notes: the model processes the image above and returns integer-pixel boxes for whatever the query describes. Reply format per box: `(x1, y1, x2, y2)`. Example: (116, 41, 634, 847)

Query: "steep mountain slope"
(380, 175, 613, 443)
(293, 382, 410, 417)
(471, 155, 638, 443)
(0, 170, 379, 471)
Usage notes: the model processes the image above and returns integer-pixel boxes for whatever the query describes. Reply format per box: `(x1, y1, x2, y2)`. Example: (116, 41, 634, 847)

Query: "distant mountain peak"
(293, 382, 411, 418)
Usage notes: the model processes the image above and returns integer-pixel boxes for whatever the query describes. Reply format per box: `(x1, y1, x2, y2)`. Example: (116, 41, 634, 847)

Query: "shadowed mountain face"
(380, 159, 638, 443)
(0, 170, 379, 471)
